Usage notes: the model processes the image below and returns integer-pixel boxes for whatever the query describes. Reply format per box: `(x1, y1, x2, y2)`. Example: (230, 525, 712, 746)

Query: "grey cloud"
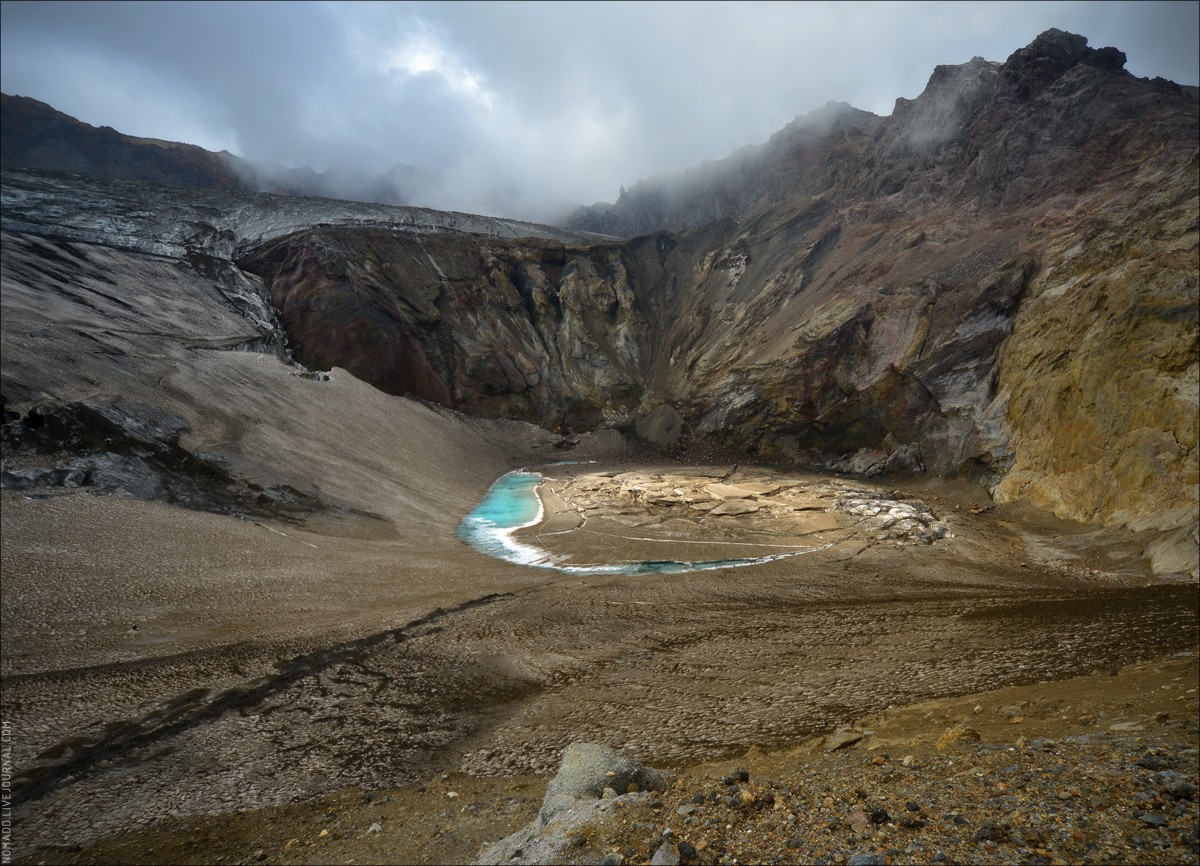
(2, 1, 1196, 220)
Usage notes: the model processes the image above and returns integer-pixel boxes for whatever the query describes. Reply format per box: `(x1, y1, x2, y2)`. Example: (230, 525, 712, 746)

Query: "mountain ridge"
(2, 28, 1196, 563)
(566, 29, 1196, 238)
(0, 92, 430, 207)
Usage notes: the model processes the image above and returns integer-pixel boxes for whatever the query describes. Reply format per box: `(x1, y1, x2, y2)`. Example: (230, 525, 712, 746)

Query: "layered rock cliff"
(3, 30, 1196, 562)
(240, 32, 1197, 527)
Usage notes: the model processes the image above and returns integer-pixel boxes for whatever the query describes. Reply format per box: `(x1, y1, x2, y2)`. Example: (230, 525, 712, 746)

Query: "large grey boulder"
(476, 743, 669, 865)
(540, 742, 667, 826)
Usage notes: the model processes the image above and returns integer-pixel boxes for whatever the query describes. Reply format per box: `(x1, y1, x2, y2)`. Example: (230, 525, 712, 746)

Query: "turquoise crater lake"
(456, 468, 830, 575)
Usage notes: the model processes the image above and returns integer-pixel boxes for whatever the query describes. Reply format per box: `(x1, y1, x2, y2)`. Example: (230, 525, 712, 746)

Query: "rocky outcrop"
(0, 399, 322, 520)
(563, 29, 1191, 238)
(566, 102, 882, 238)
(239, 229, 649, 429)
(993, 153, 1199, 533)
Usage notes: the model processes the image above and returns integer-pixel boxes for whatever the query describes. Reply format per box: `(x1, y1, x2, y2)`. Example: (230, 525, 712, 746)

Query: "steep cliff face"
(243, 32, 1196, 504)
(3, 31, 1195, 552)
(994, 152, 1199, 533)
(240, 230, 648, 429)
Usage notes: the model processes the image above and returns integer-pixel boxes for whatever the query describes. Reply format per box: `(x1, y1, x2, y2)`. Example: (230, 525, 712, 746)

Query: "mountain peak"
(1000, 28, 1127, 99)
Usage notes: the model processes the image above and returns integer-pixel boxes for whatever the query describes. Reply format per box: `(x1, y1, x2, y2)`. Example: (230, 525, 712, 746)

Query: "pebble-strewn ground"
(7, 465, 1197, 865)
(26, 652, 1198, 865)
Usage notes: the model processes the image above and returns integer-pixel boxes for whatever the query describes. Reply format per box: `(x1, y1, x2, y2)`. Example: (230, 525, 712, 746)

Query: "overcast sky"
(2, 1, 1197, 219)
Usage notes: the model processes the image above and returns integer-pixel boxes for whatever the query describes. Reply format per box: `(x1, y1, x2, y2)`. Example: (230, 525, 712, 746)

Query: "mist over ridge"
(1, 1, 1198, 221)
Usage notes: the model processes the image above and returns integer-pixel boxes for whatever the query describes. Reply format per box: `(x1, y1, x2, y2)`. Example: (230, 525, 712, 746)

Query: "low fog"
(2, 1, 1196, 221)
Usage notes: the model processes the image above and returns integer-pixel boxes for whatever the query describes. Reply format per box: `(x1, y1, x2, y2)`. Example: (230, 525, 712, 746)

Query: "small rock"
(848, 855, 885, 866)
(650, 841, 681, 866)
(600, 855, 625, 866)
(676, 804, 695, 816)
(869, 807, 890, 825)
(1110, 721, 1145, 732)
(367, 822, 382, 834)
(1136, 753, 1170, 771)
(253, 851, 267, 863)
(974, 823, 1003, 842)
(825, 729, 865, 751)
(1159, 770, 1197, 800)
(1137, 813, 1169, 828)
(678, 841, 697, 860)
(936, 723, 981, 750)
(848, 810, 871, 833)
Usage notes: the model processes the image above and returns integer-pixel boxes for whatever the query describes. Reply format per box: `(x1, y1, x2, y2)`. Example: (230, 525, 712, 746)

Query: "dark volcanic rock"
(0, 400, 324, 521)
(238, 229, 649, 430)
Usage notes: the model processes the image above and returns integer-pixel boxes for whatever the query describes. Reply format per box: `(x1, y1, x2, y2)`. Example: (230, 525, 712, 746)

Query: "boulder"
(477, 743, 668, 865)
(540, 742, 666, 826)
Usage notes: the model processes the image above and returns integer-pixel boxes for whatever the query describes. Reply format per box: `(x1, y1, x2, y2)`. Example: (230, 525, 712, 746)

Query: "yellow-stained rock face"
(995, 156, 1199, 537)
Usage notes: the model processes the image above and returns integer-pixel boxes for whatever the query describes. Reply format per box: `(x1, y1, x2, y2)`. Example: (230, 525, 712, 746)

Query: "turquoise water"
(455, 471, 551, 566)
(464, 471, 543, 528)
(457, 468, 832, 575)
